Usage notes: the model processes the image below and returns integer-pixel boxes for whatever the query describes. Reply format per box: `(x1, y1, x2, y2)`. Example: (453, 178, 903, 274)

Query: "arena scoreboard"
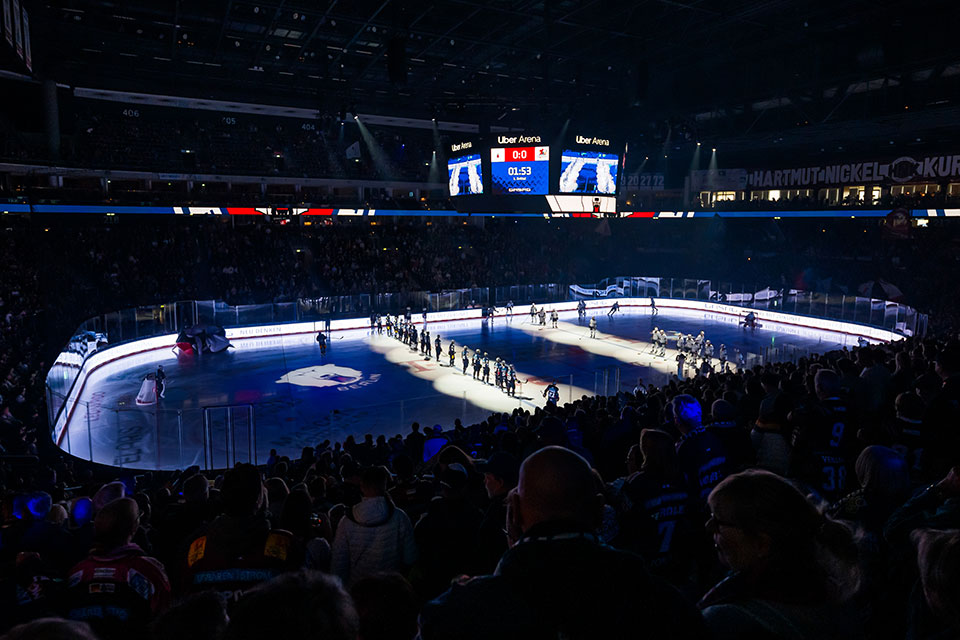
(490, 141, 550, 195)
(447, 129, 623, 215)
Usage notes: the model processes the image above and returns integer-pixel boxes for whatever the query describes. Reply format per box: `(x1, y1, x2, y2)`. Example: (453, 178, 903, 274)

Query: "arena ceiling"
(32, 0, 960, 136)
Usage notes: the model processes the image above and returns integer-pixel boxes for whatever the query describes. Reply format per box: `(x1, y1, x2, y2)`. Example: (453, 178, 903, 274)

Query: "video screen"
(490, 146, 550, 195)
(559, 150, 619, 194)
(447, 154, 483, 196)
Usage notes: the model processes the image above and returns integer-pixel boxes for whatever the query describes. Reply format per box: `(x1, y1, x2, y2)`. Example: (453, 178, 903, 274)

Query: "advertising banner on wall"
(732, 153, 960, 189)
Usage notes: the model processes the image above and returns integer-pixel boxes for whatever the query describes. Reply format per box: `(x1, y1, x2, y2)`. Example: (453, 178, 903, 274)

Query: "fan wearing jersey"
(621, 431, 696, 585)
(788, 369, 857, 502)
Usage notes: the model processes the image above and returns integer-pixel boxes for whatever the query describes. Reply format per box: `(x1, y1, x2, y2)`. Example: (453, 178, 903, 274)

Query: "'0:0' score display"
(490, 146, 550, 195)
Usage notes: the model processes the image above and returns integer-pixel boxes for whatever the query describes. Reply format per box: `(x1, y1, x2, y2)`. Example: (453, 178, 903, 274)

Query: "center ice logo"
(276, 364, 380, 391)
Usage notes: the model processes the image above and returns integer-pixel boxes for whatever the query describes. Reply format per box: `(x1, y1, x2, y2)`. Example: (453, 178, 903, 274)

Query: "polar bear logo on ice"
(277, 364, 364, 388)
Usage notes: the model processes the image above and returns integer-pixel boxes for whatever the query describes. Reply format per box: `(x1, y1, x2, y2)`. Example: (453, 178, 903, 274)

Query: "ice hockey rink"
(58, 306, 881, 471)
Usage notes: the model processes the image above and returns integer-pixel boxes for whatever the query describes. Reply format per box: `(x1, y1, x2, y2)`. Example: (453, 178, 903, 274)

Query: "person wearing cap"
(419, 447, 705, 639)
(413, 463, 483, 598)
(672, 395, 731, 509)
(475, 452, 519, 573)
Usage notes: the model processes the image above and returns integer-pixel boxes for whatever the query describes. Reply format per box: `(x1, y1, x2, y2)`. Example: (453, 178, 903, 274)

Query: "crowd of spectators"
(2, 217, 960, 638)
(3, 330, 960, 638)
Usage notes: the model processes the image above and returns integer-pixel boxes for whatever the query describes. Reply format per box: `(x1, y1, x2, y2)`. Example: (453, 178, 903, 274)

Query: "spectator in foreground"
(908, 528, 960, 639)
(350, 572, 419, 640)
(419, 446, 705, 639)
(222, 570, 358, 640)
(181, 464, 302, 605)
(474, 452, 519, 573)
(149, 592, 228, 640)
(1, 618, 99, 640)
(331, 466, 416, 587)
(64, 497, 171, 640)
(699, 470, 862, 639)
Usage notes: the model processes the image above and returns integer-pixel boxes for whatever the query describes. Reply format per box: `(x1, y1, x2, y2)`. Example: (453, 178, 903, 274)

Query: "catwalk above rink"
(51, 299, 902, 471)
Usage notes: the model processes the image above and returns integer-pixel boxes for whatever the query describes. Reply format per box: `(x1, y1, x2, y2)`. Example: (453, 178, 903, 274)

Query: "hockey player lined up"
(316, 331, 327, 355)
(538, 308, 547, 326)
(704, 340, 715, 365)
(506, 300, 514, 315)
(677, 333, 686, 354)
(482, 353, 491, 384)
(448, 340, 456, 367)
(577, 300, 586, 320)
(421, 329, 429, 356)
(529, 303, 538, 324)
(422, 308, 428, 324)
(506, 365, 518, 397)
(550, 309, 559, 328)
(376, 316, 383, 335)
(543, 380, 560, 406)
(495, 358, 503, 388)
(589, 316, 597, 338)
(736, 348, 745, 371)
(676, 352, 687, 379)
(462, 346, 470, 374)
(472, 351, 482, 379)
(607, 301, 620, 316)
(435, 335, 443, 362)
(718, 344, 728, 372)
(654, 329, 667, 357)
(385, 316, 393, 338)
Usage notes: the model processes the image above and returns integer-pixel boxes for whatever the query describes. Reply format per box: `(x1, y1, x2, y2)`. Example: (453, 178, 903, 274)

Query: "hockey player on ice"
(589, 317, 597, 338)
(316, 331, 327, 355)
(543, 380, 561, 406)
